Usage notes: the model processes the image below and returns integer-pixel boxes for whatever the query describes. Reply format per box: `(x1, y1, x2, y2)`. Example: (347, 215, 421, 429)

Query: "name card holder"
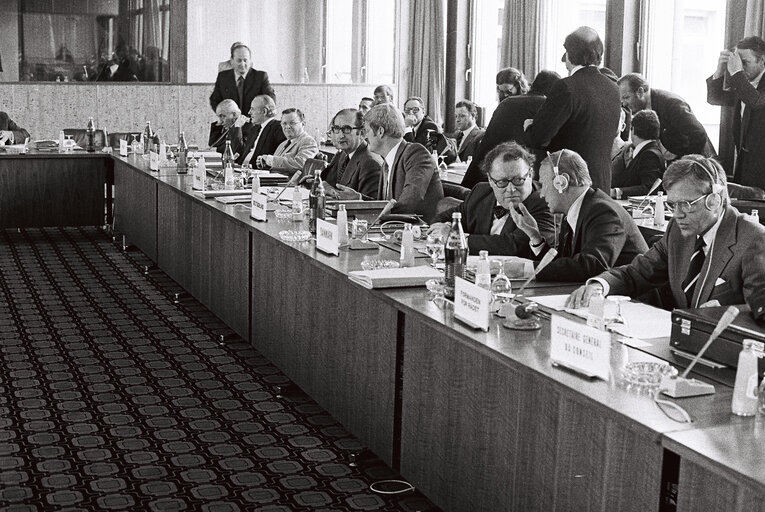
(316, 218, 339, 255)
(250, 192, 268, 221)
(550, 314, 611, 380)
(149, 151, 159, 171)
(119, 139, 128, 157)
(454, 277, 491, 331)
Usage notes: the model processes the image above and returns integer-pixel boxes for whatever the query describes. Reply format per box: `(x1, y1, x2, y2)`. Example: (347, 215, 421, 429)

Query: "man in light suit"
(567, 156, 765, 311)
(428, 142, 554, 257)
(525, 27, 621, 191)
(209, 43, 275, 113)
(237, 95, 286, 166)
(0, 111, 30, 145)
(363, 103, 444, 222)
(510, 149, 647, 282)
(446, 100, 485, 163)
(321, 108, 382, 200)
(708, 36, 765, 191)
(256, 108, 318, 175)
(610, 109, 666, 198)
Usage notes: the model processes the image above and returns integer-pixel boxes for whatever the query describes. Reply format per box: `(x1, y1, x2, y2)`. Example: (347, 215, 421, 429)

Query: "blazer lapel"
(391, 142, 407, 195)
(693, 208, 736, 306)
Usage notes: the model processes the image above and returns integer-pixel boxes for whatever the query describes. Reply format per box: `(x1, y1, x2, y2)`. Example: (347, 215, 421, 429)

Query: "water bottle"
(192, 155, 206, 190)
(337, 205, 348, 245)
(252, 172, 260, 194)
(732, 339, 759, 416)
(751, 209, 759, 223)
(308, 170, 325, 234)
(292, 184, 304, 222)
(444, 212, 468, 299)
(142, 121, 153, 154)
(223, 140, 235, 187)
(654, 191, 665, 228)
(400, 223, 415, 267)
(86, 117, 95, 152)
(187, 156, 198, 181)
(58, 130, 65, 153)
(475, 250, 492, 290)
(176, 132, 188, 174)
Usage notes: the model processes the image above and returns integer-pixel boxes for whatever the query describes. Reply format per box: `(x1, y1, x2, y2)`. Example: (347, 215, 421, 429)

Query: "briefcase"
(670, 306, 765, 371)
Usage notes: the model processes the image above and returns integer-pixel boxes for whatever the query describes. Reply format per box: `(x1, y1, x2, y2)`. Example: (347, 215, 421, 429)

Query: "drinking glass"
(353, 219, 369, 242)
(65, 135, 74, 153)
(425, 233, 445, 267)
(490, 261, 513, 314)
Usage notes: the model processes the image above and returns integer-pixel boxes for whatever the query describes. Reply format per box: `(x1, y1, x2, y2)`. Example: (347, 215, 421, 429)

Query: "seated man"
(429, 142, 554, 257)
(209, 99, 249, 155)
(510, 149, 648, 282)
(402, 96, 456, 164)
(446, 100, 485, 163)
(363, 104, 444, 222)
(237, 95, 286, 166)
(611, 109, 666, 198)
(256, 108, 318, 175)
(0, 111, 30, 145)
(373, 85, 395, 105)
(358, 97, 375, 115)
(321, 108, 382, 200)
(566, 155, 765, 310)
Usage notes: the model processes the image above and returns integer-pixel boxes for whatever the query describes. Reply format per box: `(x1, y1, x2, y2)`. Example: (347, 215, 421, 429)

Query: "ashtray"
(425, 278, 446, 296)
(279, 230, 311, 242)
(274, 207, 293, 220)
(361, 258, 400, 271)
(620, 361, 678, 388)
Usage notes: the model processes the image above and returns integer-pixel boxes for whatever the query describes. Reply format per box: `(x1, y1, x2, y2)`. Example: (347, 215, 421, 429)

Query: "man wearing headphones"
(566, 155, 765, 310)
(237, 95, 286, 166)
(509, 149, 647, 282)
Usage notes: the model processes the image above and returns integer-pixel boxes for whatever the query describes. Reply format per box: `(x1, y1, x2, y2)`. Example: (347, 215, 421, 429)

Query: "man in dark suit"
(525, 27, 621, 192)
(321, 108, 382, 200)
(209, 43, 275, 114)
(445, 100, 485, 163)
(567, 156, 765, 311)
(237, 95, 286, 166)
(0, 112, 30, 144)
(707, 36, 765, 191)
(510, 149, 648, 282)
(611, 109, 666, 198)
(363, 104, 444, 222)
(402, 96, 456, 164)
(208, 99, 249, 155)
(461, 70, 561, 189)
(429, 142, 554, 257)
(618, 73, 713, 159)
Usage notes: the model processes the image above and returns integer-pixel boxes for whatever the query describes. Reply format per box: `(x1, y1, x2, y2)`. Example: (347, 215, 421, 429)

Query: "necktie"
(236, 75, 244, 108)
(682, 237, 706, 307)
(493, 205, 508, 219)
(456, 131, 464, 148)
(557, 217, 573, 257)
(336, 154, 350, 184)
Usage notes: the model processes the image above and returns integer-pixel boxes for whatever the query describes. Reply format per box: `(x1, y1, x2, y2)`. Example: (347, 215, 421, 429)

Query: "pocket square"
(714, 277, 726, 286)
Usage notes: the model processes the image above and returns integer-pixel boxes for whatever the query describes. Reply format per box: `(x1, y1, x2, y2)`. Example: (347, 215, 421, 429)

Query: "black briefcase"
(670, 306, 765, 370)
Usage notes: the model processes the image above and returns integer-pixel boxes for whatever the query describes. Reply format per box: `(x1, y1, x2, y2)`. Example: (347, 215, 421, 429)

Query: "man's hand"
(727, 50, 743, 76)
(714, 50, 732, 79)
(565, 282, 604, 309)
(0, 130, 13, 145)
(508, 203, 541, 242)
(256, 155, 272, 169)
(699, 300, 721, 308)
(234, 115, 250, 128)
(427, 222, 450, 239)
(523, 119, 534, 131)
(335, 184, 362, 200)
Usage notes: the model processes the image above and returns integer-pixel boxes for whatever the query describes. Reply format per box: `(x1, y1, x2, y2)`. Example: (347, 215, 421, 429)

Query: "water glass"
(352, 219, 369, 242)
(425, 233, 445, 267)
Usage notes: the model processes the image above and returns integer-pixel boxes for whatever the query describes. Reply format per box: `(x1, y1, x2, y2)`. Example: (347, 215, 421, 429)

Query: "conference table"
(2, 149, 764, 512)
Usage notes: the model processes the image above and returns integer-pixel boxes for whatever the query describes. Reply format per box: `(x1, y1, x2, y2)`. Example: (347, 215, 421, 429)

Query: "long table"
(4, 151, 765, 512)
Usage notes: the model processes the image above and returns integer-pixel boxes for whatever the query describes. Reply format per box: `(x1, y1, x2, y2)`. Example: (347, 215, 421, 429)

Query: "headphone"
(694, 160, 724, 211)
(548, 150, 568, 193)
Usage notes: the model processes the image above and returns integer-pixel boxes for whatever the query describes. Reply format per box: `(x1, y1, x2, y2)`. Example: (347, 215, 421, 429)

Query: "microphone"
(515, 302, 539, 319)
(272, 170, 302, 202)
(369, 199, 397, 227)
(516, 248, 558, 296)
(633, 178, 662, 215)
(679, 305, 740, 379)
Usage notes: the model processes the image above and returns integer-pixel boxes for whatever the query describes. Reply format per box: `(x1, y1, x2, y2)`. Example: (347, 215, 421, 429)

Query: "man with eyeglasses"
(256, 108, 318, 175)
(321, 108, 383, 200)
(402, 96, 456, 164)
(237, 95, 286, 166)
(566, 155, 765, 310)
(510, 149, 647, 282)
(428, 142, 554, 256)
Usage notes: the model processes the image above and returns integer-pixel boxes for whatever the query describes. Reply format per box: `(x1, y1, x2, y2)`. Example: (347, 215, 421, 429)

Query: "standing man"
(321, 108, 383, 200)
(525, 27, 621, 192)
(256, 108, 317, 175)
(707, 36, 765, 190)
(447, 100, 485, 163)
(0, 111, 30, 144)
(363, 104, 444, 222)
(618, 73, 712, 159)
(237, 95, 286, 166)
(209, 43, 275, 114)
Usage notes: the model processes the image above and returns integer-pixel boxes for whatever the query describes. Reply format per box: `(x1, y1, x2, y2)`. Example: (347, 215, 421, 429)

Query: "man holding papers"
(0, 111, 30, 145)
(567, 155, 765, 310)
(428, 141, 554, 256)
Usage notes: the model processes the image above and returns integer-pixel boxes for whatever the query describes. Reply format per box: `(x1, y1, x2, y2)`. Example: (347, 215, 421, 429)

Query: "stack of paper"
(348, 266, 441, 289)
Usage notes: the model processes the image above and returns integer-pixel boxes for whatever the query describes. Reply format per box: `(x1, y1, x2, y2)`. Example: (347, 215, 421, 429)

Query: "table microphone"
(516, 248, 558, 297)
(633, 178, 663, 215)
(370, 199, 397, 227)
(272, 170, 302, 202)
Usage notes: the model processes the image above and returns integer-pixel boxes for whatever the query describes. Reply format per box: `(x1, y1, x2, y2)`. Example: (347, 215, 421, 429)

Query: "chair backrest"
(63, 128, 108, 149)
(108, 132, 142, 150)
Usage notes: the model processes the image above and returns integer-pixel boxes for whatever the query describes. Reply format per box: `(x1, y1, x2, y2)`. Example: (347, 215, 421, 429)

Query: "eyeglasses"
(488, 171, 531, 188)
(281, 121, 301, 128)
(403, 107, 422, 114)
(666, 194, 708, 214)
(329, 125, 361, 134)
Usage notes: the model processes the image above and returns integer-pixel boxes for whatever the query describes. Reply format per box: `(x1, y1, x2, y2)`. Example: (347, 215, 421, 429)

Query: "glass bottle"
(309, 170, 325, 234)
(176, 132, 188, 174)
(58, 130, 65, 153)
(400, 223, 415, 267)
(291, 183, 304, 222)
(732, 339, 759, 416)
(222, 140, 235, 187)
(475, 250, 492, 290)
(444, 212, 468, 299)
(337, 204, 348, 245)
(252, 172, 260, 194)
(751, 209, 759, 223)
(85, 117, 95, 152)
(142, 121, 153, 154)
(490, 261, 512, 315)
(654, 191, 665, 228)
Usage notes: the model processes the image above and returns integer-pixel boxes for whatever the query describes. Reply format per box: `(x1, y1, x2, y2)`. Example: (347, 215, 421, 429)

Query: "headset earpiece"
(696, 160, 724, 211)
(550, 150, 568, 193)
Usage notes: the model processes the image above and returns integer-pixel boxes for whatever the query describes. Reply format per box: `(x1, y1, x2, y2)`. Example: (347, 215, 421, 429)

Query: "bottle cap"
(339, 204, 346, 211)
(479, 250, 488, 258)
(743, 339, 755, 349)
(452, 212, 462, 220)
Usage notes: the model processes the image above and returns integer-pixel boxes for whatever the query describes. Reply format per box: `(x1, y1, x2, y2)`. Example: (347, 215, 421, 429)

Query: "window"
(539, 0, 607, 76)
(469, 0, 504, 123)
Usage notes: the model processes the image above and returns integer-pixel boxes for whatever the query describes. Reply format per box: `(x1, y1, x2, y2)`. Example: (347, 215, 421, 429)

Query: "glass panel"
(470, 0, 505, 123)
(365, 0, 395, 85)
(1, 0, 171, 82)
(540, 0, 607, 77)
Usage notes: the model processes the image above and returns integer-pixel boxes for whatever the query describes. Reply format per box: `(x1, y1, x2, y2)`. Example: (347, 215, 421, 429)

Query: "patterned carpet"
(0, 227, 437, 511)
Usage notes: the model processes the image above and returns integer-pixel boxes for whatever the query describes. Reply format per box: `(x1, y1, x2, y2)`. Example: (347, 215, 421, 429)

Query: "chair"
(108, 132, 142, 150)
(63, 128, 108, 149)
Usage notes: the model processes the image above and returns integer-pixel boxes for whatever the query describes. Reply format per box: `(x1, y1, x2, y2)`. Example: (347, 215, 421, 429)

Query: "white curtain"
(407, 0, 446, 125)
(744, 0, 765, 38)
(500, 0, 541, 79)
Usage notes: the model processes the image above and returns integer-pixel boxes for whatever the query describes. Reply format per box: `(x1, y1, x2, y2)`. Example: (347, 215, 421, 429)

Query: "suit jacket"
(0, 112, 30, 144)
(209, 68, 275, 113)
(269, 132, 318, 175)
(447, 127, 485, 162)
(380, 141, 444, 223)
(536, 188, 648, 282)
(322, 142, 382, 199)
(600, 206, 765, 309)
(208, 123, 247, 156)
(707, 73, 765, 190)
(461, 94, 547, 189)
(651, 88, 712, 158)
(235, 118, 286, 165)
(526, 67, 621, 192)
(611, 140, 666, 197)
(404, 116, 457, 165)
(434, 183, 554, 257)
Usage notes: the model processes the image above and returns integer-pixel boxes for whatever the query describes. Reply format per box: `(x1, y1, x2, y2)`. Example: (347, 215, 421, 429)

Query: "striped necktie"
(682, 237, 706, 307)
(236, 75, 244, 108)
(336, 154, 350, 184)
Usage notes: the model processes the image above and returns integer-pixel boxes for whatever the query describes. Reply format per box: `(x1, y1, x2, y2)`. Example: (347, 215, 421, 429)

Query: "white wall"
(0, 0, 20, 82)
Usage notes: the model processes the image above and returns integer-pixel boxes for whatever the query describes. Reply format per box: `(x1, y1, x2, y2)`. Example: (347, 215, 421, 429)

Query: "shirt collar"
(632, 139, 652, 158)
(384, 140, 403, 170)
(751, 68, 765, 88)
(460, 125, 475, 138)
(566, 188, 589, 235)
(570, 65, 594, 76)
(701, 209, 725, 254)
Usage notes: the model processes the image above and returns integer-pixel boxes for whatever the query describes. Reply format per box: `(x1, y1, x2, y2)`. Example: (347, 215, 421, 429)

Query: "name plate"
(454, 277, 491, 331)
(550, 314, 611, 380)
(316, 218, 339, 255)
(250, 192, 268, 221)
(149, 151, 159, 171)
(119, 138, 128, 157)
